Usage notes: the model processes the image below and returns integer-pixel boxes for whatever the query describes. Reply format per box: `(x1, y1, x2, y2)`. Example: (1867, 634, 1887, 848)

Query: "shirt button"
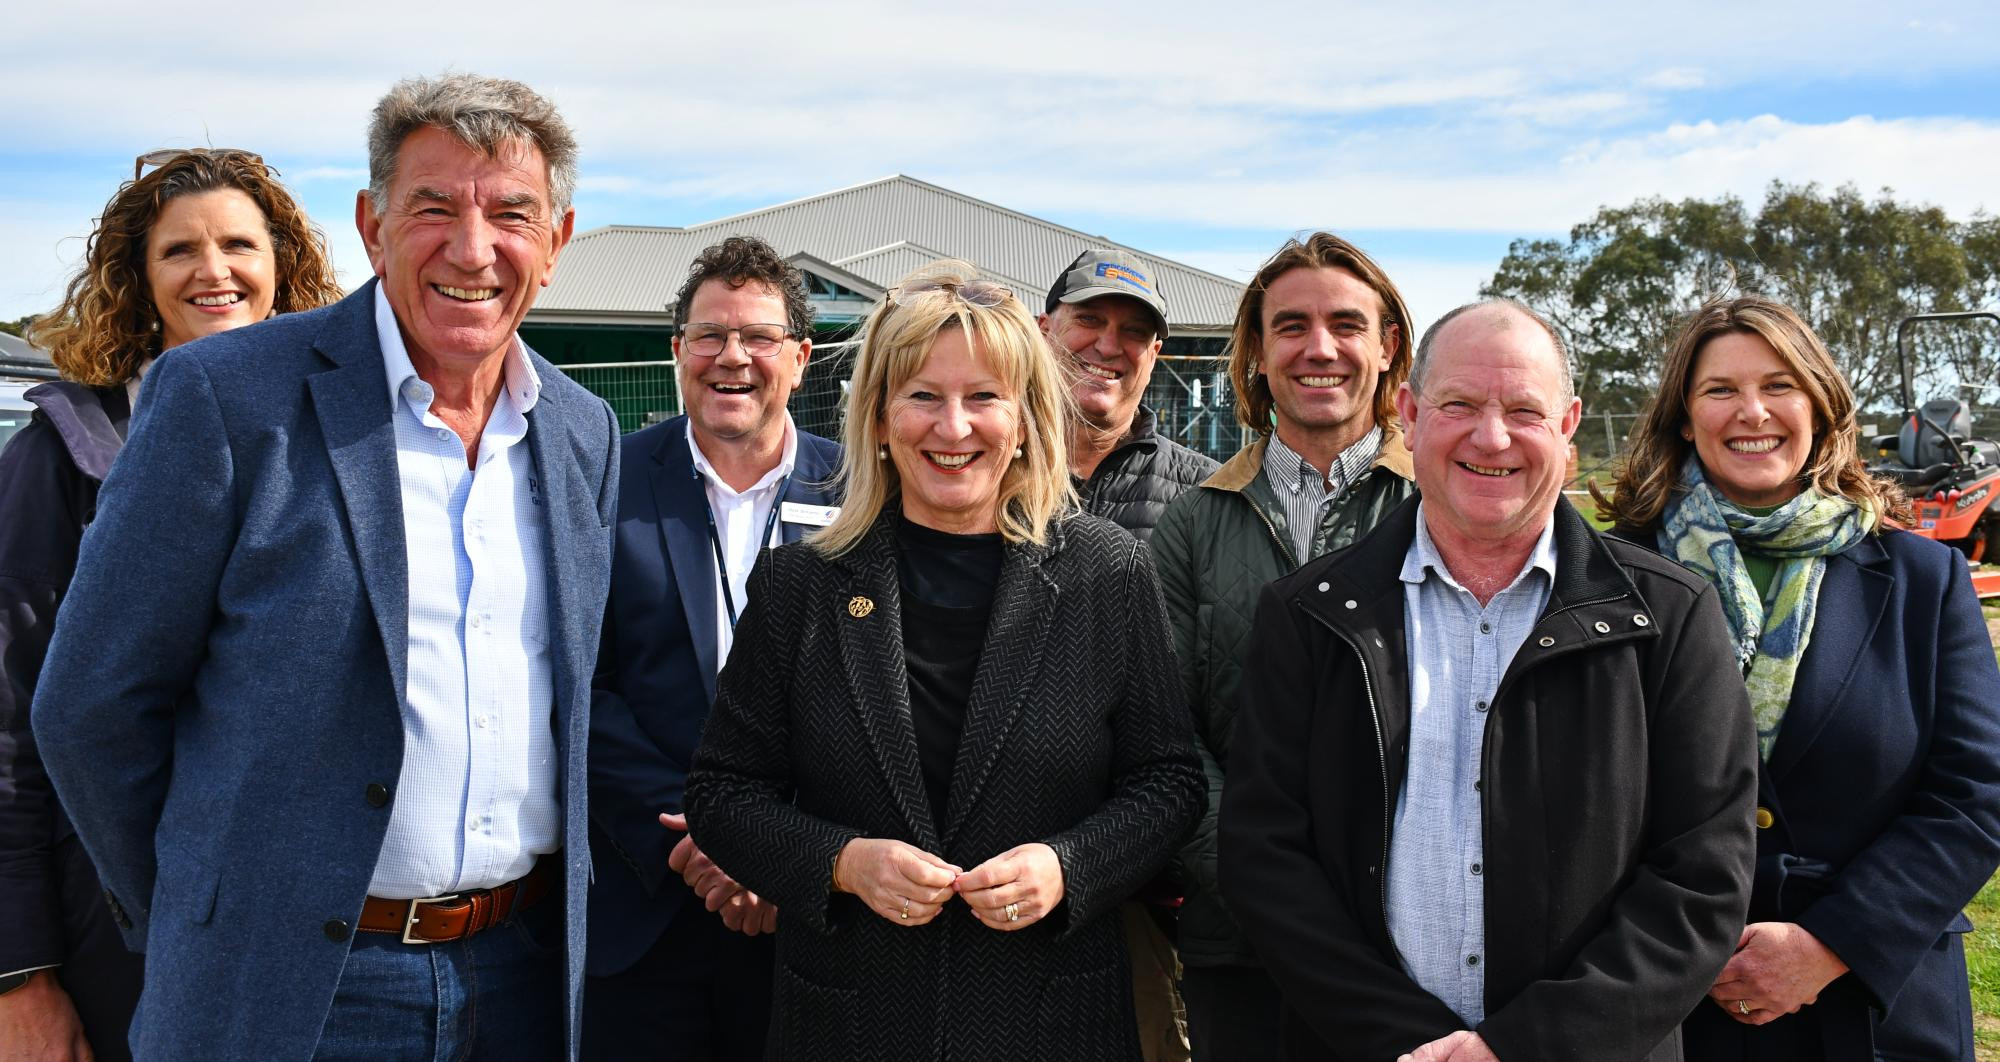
(1474, 700, 1488, 713)
(436, 429, 451, 441)
(477, 715, 491, 728)
(1470, 862, 1483, 875)
(323, 918, 351, 942)
(470, 614, 483, 629)
(1467, 954, 1480, 967)
(1479, 622, 1491, 634)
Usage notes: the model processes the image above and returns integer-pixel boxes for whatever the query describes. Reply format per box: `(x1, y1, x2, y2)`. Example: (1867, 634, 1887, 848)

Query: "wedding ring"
(1005, 901, 1021, 922)
(1736, 999, 1749, 1015)
(899, 898, 910, 920)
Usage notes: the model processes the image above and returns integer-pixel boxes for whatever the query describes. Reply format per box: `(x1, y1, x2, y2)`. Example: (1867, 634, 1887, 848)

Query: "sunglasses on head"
(133, 148, 273, 181)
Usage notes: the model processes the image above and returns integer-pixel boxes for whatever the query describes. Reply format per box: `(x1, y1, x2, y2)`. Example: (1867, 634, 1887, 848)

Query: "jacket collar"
(829, 504, 1067, 851)
(25, 381, 129, 482)
(1202, 423, 1414, 493)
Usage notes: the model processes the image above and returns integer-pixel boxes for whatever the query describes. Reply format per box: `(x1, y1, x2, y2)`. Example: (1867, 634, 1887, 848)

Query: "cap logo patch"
(1093, 261, 1154, 294)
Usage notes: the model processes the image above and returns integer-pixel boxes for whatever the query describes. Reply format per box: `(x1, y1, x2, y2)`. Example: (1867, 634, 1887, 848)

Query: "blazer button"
(1755, 806, 1775, 829)
(323, 918, 351, 942)
(104, 890, 132, 929)
(365, 783, 391, 808)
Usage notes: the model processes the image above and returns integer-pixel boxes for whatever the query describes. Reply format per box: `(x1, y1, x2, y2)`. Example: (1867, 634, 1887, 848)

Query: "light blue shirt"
(369, 285, 557, 898)
(1263, 426, 1382, 563)
(1386, 504, 1557, 1025)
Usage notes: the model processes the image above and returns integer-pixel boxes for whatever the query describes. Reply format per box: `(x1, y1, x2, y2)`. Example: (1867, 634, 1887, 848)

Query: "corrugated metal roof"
(534, 175, 1245, 332)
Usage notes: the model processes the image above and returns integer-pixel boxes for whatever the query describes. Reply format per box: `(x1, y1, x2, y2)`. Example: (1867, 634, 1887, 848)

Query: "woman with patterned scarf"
(1597, 294, 2000, 1061)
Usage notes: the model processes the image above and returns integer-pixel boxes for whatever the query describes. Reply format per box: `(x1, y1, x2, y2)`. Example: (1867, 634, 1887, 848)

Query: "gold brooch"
(847, 596, 875, 618)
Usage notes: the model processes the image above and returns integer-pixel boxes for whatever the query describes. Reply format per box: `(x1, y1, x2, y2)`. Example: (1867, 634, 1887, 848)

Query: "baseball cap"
(1045, 249, 1170, 339)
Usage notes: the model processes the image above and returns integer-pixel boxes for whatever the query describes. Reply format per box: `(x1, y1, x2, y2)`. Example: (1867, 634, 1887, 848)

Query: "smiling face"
(882, 326, 1023, 534)
(145, 189, 277, 351)
(1398, 306, 1580, 551)
(674, 277, 811, 454)
(1684, 330, 1817, 508)
(357, 125, 574, 378)
(1260, 266, 1396, 449)
(1042, 294, 1162, 434)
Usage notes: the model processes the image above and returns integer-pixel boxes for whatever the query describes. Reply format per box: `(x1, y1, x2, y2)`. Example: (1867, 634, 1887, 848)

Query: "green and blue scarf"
(1659, 458, 1875, 760)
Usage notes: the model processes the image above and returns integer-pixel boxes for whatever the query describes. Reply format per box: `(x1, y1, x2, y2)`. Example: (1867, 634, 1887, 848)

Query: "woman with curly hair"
(1599, 294, 2000, 1061)
(0, 148, 341, 1061)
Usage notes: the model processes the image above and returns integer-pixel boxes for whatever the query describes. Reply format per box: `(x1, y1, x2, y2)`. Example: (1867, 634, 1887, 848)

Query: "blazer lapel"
(305, 281, 409, 703)
(1766, 538, 1893, 782)
(942, 528, 1061, 848)
(834, 514, 939, 851)
(652, 420, 725, 701)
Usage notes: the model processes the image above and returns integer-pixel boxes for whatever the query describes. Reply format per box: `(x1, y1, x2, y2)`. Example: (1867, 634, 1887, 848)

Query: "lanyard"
(700, 468, 791, 630)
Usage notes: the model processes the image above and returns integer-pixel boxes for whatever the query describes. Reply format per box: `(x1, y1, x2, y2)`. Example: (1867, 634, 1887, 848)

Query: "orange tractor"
(1869, 311, 2000, 598)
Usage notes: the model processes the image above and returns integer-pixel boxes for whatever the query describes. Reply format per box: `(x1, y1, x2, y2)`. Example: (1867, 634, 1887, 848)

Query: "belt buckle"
(402, 893, 460, 944)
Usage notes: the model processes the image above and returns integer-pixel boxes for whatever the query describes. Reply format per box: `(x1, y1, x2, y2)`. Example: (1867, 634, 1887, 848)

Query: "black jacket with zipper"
(1073, 404, 1219, 546)
(1219, 497, 1757, 1061)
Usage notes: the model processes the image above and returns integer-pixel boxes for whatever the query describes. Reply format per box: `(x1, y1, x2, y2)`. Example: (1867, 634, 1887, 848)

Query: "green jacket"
(1150, 430, 1416, 967)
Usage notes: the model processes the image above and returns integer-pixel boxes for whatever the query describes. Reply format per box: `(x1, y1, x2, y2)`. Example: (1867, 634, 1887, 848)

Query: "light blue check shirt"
(369, 285, 558, 899)
(1263, 426, 1382, 563)
(1386, 504, 1556, 1025)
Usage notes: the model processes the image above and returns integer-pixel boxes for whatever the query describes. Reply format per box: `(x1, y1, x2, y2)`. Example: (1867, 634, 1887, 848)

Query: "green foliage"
(0, 316, 33, 338)
(1483, 183, 2000, 417)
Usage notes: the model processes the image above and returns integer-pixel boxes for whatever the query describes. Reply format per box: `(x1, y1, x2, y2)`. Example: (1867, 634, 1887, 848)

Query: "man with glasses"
(32, 74, 614, 1059)
(1039, 249, 1215, 1062)
(584, 235, 841, 1060)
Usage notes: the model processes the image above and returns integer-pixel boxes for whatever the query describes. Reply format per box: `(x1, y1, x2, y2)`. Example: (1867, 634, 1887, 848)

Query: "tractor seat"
(1875, 462, 1956, 491)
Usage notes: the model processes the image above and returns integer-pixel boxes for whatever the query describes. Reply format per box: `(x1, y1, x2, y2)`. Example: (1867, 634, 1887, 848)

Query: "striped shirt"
(1262, 425, 1382, 562)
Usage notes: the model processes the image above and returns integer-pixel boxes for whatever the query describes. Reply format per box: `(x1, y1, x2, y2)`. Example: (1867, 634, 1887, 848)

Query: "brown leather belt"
(358, 858, 555, 944)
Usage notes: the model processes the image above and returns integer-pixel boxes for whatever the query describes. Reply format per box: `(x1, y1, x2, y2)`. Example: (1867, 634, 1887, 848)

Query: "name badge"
(781, 501, 840, 527)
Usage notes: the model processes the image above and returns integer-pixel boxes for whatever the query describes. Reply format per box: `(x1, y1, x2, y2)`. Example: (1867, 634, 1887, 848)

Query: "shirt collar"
(1264, 424, 1383, 494)
(687, 412, 799, 498)
(1400, 501, 1560, 595)
(375, 283, 540, 419)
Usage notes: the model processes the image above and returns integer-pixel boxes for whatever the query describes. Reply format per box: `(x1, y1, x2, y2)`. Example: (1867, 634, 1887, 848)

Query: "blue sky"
(7, 1, 2000, 335)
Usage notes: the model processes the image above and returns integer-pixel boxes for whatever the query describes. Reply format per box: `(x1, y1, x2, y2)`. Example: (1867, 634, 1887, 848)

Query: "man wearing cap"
(1151, 233, 1419, 1059)
(1041, 249, 1216, 1061)
(1042, 249, 1218, 546)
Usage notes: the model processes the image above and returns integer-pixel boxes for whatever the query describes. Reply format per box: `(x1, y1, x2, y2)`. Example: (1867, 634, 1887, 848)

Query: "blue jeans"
(313, 914, 560, 1061)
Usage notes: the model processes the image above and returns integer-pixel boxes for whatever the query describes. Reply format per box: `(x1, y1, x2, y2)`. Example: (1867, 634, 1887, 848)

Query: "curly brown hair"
(30, 150, 344, 386)
(672, 235, 815, 338)
(1226, 232, 1412, 435)
(1595, 294, 1910, 530)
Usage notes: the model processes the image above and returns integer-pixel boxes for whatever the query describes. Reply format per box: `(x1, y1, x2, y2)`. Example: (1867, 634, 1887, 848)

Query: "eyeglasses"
(887, 278, 1016, 308)
(133, 148, 272, 181)
(678, 322, 795, 359)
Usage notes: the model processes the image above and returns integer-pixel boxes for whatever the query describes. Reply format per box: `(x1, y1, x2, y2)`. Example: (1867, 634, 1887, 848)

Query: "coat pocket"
(151, 839, 220, 925)
(770, 962, 861, 1060)
(1033, 961, 1132, 1053)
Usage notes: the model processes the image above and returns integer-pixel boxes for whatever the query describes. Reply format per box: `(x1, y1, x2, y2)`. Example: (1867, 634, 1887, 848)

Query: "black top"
(895, 516, 1002, 822)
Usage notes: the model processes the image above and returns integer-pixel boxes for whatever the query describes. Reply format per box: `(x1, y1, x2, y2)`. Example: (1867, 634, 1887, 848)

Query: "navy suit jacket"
(31, 281, 619, 1061)
(1620, 526, 2000, 1060)
(586, 415, 841, 976)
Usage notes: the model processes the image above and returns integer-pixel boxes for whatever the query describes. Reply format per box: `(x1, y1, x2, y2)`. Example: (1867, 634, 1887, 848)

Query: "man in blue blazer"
(32, 74, 616, 1060)
(584, 236, 841, 1060)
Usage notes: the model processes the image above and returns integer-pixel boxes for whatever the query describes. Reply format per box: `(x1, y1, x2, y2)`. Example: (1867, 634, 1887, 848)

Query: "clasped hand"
(660, 812, 778, 935)
(1398, 1030, 1497, 1062)
(1708, 921, 1848, 1025)
(834, 838, 1065, 930)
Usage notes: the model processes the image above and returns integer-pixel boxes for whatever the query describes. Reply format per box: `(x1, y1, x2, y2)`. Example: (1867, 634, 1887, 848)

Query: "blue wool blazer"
(586, 415, 842, 976)
(1623, 525, 2000, 1061)
(31, 281, 619, 1061)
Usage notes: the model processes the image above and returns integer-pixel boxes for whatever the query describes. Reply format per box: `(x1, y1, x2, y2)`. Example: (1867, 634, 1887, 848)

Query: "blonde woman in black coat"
(685, 261, 1204, 1061)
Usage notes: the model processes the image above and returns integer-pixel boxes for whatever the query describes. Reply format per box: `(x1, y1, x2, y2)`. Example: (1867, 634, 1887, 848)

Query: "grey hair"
(367, 72, 578, 224)
(1411, 298, 1574, 401)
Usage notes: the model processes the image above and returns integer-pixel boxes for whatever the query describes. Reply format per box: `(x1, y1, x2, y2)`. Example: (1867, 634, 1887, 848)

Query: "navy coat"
(1623, 526, 2000, 1061)
(31, 281, 620, 1061)
(586, 415, 841, 976)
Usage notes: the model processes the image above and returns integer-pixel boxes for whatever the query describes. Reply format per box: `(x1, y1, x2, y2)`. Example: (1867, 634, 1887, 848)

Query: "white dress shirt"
(368, 285, 558, 898)
(688, 416, 798, 666)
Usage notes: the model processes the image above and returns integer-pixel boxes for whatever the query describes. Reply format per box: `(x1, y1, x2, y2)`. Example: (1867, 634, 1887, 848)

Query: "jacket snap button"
(1755, 806, 1774, 829)
(365, 783, 390, 808)
(1537, 635, 1554, 647)
(1593, 621, 1610, 634)
(1345, 599, 1358, 610)
(323, 918, 351, 942)
(1318, 582, 1330, 592)
(1633, 614, 1650, 627)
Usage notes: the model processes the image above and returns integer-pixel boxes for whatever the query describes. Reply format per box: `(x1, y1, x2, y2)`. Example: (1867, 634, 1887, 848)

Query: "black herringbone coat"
(686, 508, 1204, 1061)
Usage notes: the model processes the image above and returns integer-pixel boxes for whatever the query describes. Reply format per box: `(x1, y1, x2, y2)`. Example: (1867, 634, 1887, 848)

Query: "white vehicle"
(0, 380, 34, 455)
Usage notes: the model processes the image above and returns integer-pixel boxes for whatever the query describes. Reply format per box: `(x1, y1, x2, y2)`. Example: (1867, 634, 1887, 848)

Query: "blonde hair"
(815, 261, 1077, 554)
(1596, 294, 1909, 529)
(31, 151, 343, 386)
